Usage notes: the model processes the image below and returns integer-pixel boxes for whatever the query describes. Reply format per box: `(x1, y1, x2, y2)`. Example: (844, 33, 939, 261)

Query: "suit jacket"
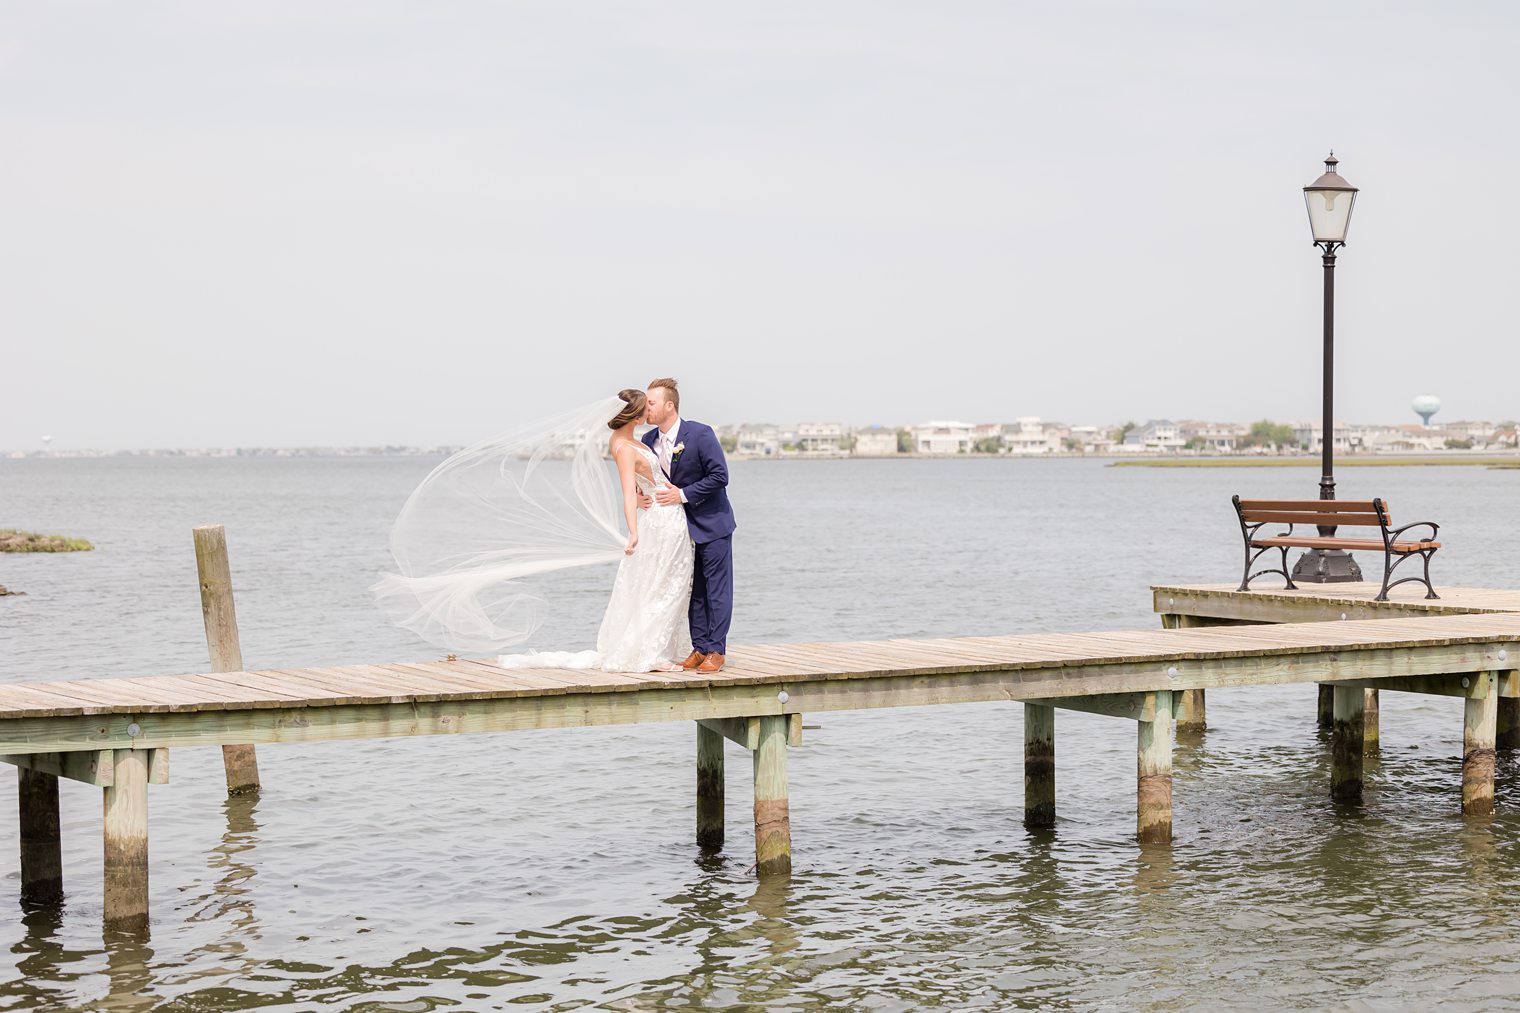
(643, 419, 737, 544)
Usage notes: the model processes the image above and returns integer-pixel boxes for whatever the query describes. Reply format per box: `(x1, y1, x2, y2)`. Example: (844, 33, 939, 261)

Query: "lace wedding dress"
(499, 441, 694, 673)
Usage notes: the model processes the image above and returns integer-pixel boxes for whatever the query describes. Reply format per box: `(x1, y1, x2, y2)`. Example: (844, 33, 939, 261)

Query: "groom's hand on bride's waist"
(636, 490, 653, 510)
(655, 486, 685, 506)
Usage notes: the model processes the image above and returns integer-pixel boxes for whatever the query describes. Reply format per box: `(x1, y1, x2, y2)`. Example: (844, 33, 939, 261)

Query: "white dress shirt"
(658, 416, 688, 503)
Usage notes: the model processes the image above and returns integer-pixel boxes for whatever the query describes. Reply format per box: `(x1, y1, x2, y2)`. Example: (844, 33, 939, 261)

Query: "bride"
(373, 389, 694, 673)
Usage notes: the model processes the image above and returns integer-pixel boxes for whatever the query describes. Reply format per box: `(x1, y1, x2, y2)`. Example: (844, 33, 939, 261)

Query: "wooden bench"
(1232, 496, 1441, 602)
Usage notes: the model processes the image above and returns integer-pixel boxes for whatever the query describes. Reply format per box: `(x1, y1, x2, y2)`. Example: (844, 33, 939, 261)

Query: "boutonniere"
(671, 442, 686, 460)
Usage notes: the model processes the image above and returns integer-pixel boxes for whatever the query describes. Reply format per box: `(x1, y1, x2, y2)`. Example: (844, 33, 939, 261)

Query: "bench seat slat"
(1237, 499, 1383, 512)
(1251, 536, 1439, 552)
(1241, 511, 1386, 527)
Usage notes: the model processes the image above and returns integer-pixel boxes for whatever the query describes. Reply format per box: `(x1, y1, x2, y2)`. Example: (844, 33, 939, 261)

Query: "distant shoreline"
(7, 449, 1520, 466)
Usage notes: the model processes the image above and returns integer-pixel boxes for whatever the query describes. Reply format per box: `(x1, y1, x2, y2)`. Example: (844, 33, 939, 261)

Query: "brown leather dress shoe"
(697, 652, 725, 673)
(680, 650, 707, 670)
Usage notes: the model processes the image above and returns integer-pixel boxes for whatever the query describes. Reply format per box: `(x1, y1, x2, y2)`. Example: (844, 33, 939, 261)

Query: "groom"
(643, 377, 736, 673)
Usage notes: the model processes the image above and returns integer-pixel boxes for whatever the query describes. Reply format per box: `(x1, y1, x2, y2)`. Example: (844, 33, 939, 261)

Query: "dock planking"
(8, 545, 1520, 933)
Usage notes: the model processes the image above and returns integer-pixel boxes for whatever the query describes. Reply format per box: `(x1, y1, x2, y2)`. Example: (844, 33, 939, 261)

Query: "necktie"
(660, 433, 672, 475)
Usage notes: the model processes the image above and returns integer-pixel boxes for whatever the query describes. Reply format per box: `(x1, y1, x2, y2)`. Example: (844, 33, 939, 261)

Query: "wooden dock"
(1153, 582, 1520, 744)
(6, 530, 1520, 932)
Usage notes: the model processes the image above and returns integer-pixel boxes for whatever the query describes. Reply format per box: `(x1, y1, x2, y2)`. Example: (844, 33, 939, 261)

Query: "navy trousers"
(690, 535, 734, 655)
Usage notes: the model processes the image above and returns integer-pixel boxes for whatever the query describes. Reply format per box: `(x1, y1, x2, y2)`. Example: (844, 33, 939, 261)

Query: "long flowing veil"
(373, 395, 629, 653)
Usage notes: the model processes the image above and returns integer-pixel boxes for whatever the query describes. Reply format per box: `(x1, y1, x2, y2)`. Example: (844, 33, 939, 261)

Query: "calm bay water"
(2, 455, 1520, 1010)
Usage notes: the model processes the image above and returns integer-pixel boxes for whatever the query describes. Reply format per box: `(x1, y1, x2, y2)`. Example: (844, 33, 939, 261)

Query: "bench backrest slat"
(1236, 499, 1389, 529)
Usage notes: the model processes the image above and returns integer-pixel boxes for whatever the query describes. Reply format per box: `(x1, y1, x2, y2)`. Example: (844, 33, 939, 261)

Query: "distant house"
(911, 421, 973, 455)
(736, 425, 779, 457)
(853, 427, 899, 456)
(1001, 417, 1060, 454)
(1066, 425, 1116, 454)
(1122, 420, 1185, 453)
(1177, 420, 1246, 453)
(1290, 422, 1352, 455)
(796, 423, 846, 455)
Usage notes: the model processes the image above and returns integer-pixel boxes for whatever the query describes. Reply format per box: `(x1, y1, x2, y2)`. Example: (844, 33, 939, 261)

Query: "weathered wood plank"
(1, 749, 114, 785)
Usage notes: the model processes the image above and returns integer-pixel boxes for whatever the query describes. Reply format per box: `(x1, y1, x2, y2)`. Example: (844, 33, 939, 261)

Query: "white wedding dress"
(499, 441, 694, 673)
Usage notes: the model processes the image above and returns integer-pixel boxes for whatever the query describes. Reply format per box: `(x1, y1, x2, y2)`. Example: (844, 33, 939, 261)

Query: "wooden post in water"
(18, 769, 63, 905)
(1023, 703, 1055, 828)
(1317, 684, 1334, 729)
(1136, 690, 1173, 844)
(696, 722, 724, 850)
(1462, 672, 1497, 816)
(1497, 672, 1520, 751)
(752, 715, 791, 876)
(193, 525, 260, 795)
(1362, 689, 1380, 753)
(1330, 685, 1364, 801)
(1159, 615, 1206, 732)
(102, 749, 149, 932)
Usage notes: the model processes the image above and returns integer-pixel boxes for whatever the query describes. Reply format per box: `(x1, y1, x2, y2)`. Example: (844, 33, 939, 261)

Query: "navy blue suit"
(644, 420, 736, 654)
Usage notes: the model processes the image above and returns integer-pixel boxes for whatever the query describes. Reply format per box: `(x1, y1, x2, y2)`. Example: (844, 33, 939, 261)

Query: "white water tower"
(1412, 394, 1441, 427)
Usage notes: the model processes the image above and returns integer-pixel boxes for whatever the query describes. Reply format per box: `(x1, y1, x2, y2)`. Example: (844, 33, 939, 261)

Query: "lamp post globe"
(1293, 152, 1363, 583)
(1303, 153, 1358, 244)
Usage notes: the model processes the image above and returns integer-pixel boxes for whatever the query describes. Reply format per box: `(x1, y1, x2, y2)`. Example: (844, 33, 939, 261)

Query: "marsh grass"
(0, 529, 94, 552)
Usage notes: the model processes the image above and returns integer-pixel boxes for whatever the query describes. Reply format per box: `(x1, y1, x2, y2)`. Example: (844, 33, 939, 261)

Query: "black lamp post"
(1292, 152, 1362, 583)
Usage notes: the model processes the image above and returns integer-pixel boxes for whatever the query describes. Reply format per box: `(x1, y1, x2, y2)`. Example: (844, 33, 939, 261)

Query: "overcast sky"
(4, 2, 1516, 449)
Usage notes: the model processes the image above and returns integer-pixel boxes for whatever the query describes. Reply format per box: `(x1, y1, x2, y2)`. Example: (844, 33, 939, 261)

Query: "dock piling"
(1137, 690, 1173, 843)
(102, 749, 149, 932)
(1497, 672, 1520, 751)
(1462, 673, 1497, 816)
(1362, 689, 1380, 753)
(696, 722, 724, 850)
(1330, 686, 1364, 801)
(18, 769, 63, 906)
(1023, 703, 1056, 828)
(752, 715, 791, 876)
(1317, 685, 1334, 729)
(193, 525, 261, 795)
(1159, 615, 1206, 732)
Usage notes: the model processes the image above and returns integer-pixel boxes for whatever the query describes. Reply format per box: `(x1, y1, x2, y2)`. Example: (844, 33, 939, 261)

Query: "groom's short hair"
(648, 377, 680, 412)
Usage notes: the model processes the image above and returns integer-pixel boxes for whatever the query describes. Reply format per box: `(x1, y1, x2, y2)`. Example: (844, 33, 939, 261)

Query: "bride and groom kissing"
(466, 377, 736, 676)
(377, 377, 736, 675)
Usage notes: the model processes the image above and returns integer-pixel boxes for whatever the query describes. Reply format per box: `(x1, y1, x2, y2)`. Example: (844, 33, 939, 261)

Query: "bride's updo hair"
(608, 388, 647, 430)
